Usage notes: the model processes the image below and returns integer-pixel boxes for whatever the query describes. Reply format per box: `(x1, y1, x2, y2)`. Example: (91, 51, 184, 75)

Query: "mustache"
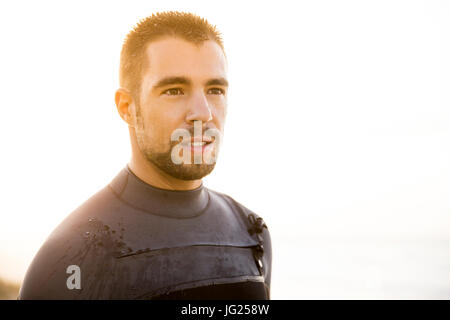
(184, 126, 217, 137)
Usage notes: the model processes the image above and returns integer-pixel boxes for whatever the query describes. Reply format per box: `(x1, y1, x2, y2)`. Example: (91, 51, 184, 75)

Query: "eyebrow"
(205, 77, 229, 87)
(152, 76, 229, 90)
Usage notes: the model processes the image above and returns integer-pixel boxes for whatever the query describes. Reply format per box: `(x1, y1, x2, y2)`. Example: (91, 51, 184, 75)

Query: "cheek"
(144, 111, 184, 149)
(214, 106, 227, 129)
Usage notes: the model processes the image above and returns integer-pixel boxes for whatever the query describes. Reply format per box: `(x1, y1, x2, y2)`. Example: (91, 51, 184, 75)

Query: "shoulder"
(207, 188, 273, 291)
(206, 188, 272, 259)
(207, 188, 270, 230)
(19, 186, 120, 299)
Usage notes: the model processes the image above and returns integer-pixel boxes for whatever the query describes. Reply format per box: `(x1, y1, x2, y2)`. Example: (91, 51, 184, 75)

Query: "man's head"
(115, 12, 228, 181)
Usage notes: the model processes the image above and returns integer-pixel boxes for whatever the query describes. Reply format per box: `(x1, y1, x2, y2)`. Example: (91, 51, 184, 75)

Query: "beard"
(143, 141, 217, 180)
(134, 124, 218, 181)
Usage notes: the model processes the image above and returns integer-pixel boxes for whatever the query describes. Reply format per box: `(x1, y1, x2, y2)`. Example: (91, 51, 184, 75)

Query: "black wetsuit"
(18, 166, 272, 299)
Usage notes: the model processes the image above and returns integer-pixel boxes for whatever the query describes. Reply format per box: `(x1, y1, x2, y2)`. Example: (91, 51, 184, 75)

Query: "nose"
(185, 91, 213, 124)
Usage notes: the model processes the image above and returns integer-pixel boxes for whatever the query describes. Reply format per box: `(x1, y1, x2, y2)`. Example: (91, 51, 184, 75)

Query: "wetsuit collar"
(108, 165, 210, 219)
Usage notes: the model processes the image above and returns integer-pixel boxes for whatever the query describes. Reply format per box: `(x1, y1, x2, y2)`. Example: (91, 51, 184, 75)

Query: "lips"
(191, 136, 213, 143)
(180, 136, 214, 146)
(191, 141, 207, 147)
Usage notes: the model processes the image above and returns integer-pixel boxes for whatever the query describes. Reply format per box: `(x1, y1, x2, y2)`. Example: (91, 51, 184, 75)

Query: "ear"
(115, 88, 135, 127)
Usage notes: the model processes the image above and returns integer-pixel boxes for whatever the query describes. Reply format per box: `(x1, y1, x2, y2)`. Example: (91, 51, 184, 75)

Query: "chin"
(164, 164, 216, 181)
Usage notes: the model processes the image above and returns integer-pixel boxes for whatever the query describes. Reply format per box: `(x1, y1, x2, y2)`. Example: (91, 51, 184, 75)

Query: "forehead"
(143, 37, 227, 82)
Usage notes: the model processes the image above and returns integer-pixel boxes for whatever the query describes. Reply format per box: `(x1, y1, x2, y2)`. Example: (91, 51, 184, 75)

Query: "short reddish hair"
(119, 11, 225, 104)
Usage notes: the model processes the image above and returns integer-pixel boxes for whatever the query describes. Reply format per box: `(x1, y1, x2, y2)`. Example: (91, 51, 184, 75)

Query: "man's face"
(133, 37, 228, 180)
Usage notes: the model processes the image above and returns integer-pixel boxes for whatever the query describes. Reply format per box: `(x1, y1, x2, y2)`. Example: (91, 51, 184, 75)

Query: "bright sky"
(0, 0, 449, 299)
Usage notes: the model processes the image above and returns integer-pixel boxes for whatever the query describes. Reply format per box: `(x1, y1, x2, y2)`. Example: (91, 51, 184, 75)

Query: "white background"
(0, 0, 449, 299)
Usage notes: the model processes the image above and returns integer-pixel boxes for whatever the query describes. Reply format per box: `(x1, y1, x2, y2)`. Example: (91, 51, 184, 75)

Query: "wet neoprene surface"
(149, 281, 269, 300)
(18, 165, 272, 300)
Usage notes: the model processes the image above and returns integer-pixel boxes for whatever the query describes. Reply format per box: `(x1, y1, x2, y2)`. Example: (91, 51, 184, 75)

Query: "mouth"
(191, 141, 208, 147)
(181, 136, 215, 147)
(178, 137, 215, 159)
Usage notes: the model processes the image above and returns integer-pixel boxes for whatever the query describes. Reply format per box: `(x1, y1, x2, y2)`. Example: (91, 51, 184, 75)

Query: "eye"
(207, 88, 225, 95)
(162, 88, 184, 96)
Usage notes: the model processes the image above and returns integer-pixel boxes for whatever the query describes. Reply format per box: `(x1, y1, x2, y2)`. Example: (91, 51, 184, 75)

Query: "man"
(19, 11, 272, 300)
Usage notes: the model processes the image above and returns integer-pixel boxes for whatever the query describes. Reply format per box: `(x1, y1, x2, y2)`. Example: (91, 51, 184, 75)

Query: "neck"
(127, 126, 202, 191)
